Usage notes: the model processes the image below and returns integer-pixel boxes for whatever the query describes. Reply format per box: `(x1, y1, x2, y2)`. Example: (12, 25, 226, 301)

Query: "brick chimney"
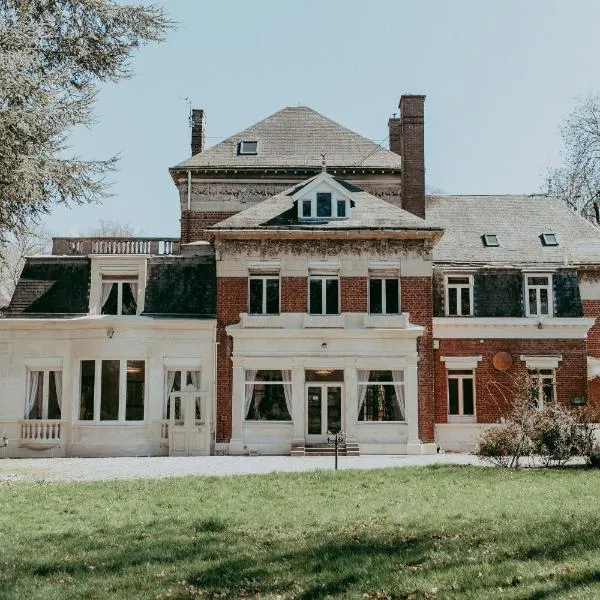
(191, 109, 205, 156)
(388, 95, 426, 219)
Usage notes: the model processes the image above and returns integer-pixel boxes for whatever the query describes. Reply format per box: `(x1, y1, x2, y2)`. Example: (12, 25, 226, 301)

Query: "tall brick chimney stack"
(388, 95, 426, 219)
(191, 109, 205, 156)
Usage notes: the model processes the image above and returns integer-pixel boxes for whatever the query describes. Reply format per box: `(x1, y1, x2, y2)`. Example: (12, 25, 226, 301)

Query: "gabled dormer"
(292, 172, 354, 222)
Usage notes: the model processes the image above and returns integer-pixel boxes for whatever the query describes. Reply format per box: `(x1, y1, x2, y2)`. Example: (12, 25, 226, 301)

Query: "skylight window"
(482, 234, 499, 247)
(238, 141, 258, 155)
(540, 233, 559, 246)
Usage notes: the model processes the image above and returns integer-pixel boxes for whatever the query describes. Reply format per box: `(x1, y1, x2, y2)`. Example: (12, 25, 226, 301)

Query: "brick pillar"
(399, 95, 426, 219)
(191, 109, 205, 156)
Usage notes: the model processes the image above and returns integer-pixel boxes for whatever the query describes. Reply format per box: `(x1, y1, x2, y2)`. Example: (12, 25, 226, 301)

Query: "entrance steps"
(291, 441, 360, 457)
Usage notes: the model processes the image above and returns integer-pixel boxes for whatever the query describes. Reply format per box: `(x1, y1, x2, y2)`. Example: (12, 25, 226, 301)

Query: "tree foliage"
(547, 94, 600, 225)
(0, 0, 172, 237)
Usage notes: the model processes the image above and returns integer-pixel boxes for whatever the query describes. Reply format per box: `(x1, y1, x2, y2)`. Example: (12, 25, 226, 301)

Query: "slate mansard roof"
(427, 195, 600, 266)
(6, 257, 91, 317)
(210, 174, 438, 232)
(173, 106, 402, 171)
(6, 255, 216, 319)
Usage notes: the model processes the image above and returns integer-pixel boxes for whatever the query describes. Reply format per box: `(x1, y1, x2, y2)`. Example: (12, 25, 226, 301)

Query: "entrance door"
(306, 384, 343, 441)
(168, 385, 210, 456)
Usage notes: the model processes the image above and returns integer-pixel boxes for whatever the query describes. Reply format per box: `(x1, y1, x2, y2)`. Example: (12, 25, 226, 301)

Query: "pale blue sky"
(45, 0, 600, 236)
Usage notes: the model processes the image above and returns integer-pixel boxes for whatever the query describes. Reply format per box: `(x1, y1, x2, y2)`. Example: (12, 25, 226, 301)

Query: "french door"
(306, 384, 343, 442)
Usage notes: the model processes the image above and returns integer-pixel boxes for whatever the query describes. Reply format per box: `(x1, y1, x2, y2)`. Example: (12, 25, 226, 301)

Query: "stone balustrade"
(52, 237, 180, 256)
(20, 420, 63, 448)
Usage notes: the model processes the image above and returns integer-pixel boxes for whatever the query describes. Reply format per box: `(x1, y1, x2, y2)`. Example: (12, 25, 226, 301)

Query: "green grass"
(1, 466, 600, 599)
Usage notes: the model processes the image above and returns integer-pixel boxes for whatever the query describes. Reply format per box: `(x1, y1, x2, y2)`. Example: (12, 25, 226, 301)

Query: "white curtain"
(26, 371, 40, 419)
(392, 370, 406, 421)
(164, 370, 177, 418)
(53, 371, 63, 413)
(357, 369, 370, 415)
(128, 282, 138, 311)
(244, 369, 257, 419)
(189, 370, 201, 391)
(100, 282, 114, 308)
(281, 370, 292, 418)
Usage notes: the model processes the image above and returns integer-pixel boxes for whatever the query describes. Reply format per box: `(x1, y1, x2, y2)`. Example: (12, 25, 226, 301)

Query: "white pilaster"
(229, 365, 245, 454)
(344, 366, 358, 441)
(291, 366, 305, 444)
(404, 363, 422, 453)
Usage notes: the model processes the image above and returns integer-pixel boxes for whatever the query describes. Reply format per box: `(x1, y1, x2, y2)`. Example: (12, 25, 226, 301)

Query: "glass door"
(306, 384, 343, 441)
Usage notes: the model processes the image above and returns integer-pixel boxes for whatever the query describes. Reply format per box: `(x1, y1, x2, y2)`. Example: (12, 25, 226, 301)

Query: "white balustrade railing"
(52, 237, 180, 256)
(20, 420, 62, 445)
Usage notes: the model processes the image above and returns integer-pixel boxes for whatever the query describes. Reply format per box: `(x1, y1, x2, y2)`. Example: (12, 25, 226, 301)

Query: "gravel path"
(0, 453, 484, 482)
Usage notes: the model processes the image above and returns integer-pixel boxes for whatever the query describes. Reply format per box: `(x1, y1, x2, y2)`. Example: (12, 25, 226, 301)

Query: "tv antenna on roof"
(185, 97, 192, 127)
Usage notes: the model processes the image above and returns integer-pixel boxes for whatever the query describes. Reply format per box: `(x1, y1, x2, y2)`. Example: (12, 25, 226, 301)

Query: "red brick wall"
(401, 276, 435, 442)
(341, 277, 368, 312)
(216, 278, 247, 442)
(435, 339, 589, 423)
(181, 210, 236, 243)
(583, 299, 600, 405)
(281, 277, 307, 312)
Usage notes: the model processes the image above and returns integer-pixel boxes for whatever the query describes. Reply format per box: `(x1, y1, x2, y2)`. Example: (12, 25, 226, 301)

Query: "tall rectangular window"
(79, 359, 145, 422)
(100, 360, 120, 421)
(445, 275, 473, 316)
(309, 276, 339, 315)
(447, 370, 475, 420)
(316, 192, 332, 217)
(249, 276, 279, 315)
(369, 279, 399, 314)
(530, 369, 556, 409)
(101, 279, 138, 316)
(25, 369, 62, 420)
(245, 370, 291, 421)
(358, 370, 405, 421)
(525, 275, 552, 317)
(164, 369, 201, 418)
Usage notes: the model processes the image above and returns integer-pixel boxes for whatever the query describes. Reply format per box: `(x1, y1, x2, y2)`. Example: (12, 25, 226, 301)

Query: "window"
(309, 276, 339, 315)
(540, 233, 559, 246)
(298, 194, 349, 220)
(164, 369, 201, 418)
(25, 370, 62, 420)
(249, 276, 279, 315)
(445, 275, 473, 316)
(482, 234, 499, 247)
(79, 360, 145, 422)
(525, 274, 553, 317)
(530, 369, 556, 409)
(101, 278, 138, 316)
(358, 370, 405, 421)
(369, 279, 399, 314)
(447, 370, 475, 420)
(238, 141, 258, 155)
(245, 370, 291, 421)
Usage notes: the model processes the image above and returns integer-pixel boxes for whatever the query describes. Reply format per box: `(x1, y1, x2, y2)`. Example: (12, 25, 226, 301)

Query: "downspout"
(213, 326, 218, 452)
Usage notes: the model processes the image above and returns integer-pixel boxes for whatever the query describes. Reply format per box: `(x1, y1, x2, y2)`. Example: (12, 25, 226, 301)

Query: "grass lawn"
(1, 465, 600, 599)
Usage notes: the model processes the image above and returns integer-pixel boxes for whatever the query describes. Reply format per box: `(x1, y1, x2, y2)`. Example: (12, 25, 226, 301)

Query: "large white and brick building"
(2, 94, 600, 457)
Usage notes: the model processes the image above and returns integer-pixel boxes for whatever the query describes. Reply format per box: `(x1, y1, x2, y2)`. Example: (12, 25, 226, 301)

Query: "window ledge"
(447, 416, 476, 424)
(240, 313, 283, 328)
(303, 314, 345, 328)
(363, 314, 408, 329)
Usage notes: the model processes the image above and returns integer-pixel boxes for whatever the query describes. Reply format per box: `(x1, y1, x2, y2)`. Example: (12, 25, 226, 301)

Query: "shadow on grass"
(14, 513, 600, 599)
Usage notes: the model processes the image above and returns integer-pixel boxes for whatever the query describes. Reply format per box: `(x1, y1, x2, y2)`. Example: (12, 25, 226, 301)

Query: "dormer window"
(101, 277, 138, 316)
(238, 141, 258, 155)
(298, 193, 350, 220)
(482, 234, 499, 247)
(540, 233, 559, 246)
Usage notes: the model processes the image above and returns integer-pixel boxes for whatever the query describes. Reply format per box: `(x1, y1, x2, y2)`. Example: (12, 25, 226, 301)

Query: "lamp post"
(326, 429, 346, 471)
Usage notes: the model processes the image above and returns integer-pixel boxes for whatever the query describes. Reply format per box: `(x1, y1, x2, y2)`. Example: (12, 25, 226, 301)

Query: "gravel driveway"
(0, 453, 483, 482)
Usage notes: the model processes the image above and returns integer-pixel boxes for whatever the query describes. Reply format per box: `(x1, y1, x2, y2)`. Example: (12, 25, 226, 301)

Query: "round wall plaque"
(492, 351, 513, 372)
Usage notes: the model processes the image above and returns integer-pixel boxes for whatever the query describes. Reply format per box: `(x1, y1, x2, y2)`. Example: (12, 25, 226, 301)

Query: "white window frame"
(446, 369, 476, 423)
(77, 359, 147, 424)
(101, 278, 139, 316)
(524, 273, 553, 317)
(444, 274, 474, 316)
(308, 275, 340, 315)
(357, 370, 406, 423)
(368, 278, 400, 315)
(244, 369, 292, 422)
(297, 195, 350, 220)
(529, 368, 557, 409)
(25, 368, 62, 419)
(248, 275, 280, 315)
